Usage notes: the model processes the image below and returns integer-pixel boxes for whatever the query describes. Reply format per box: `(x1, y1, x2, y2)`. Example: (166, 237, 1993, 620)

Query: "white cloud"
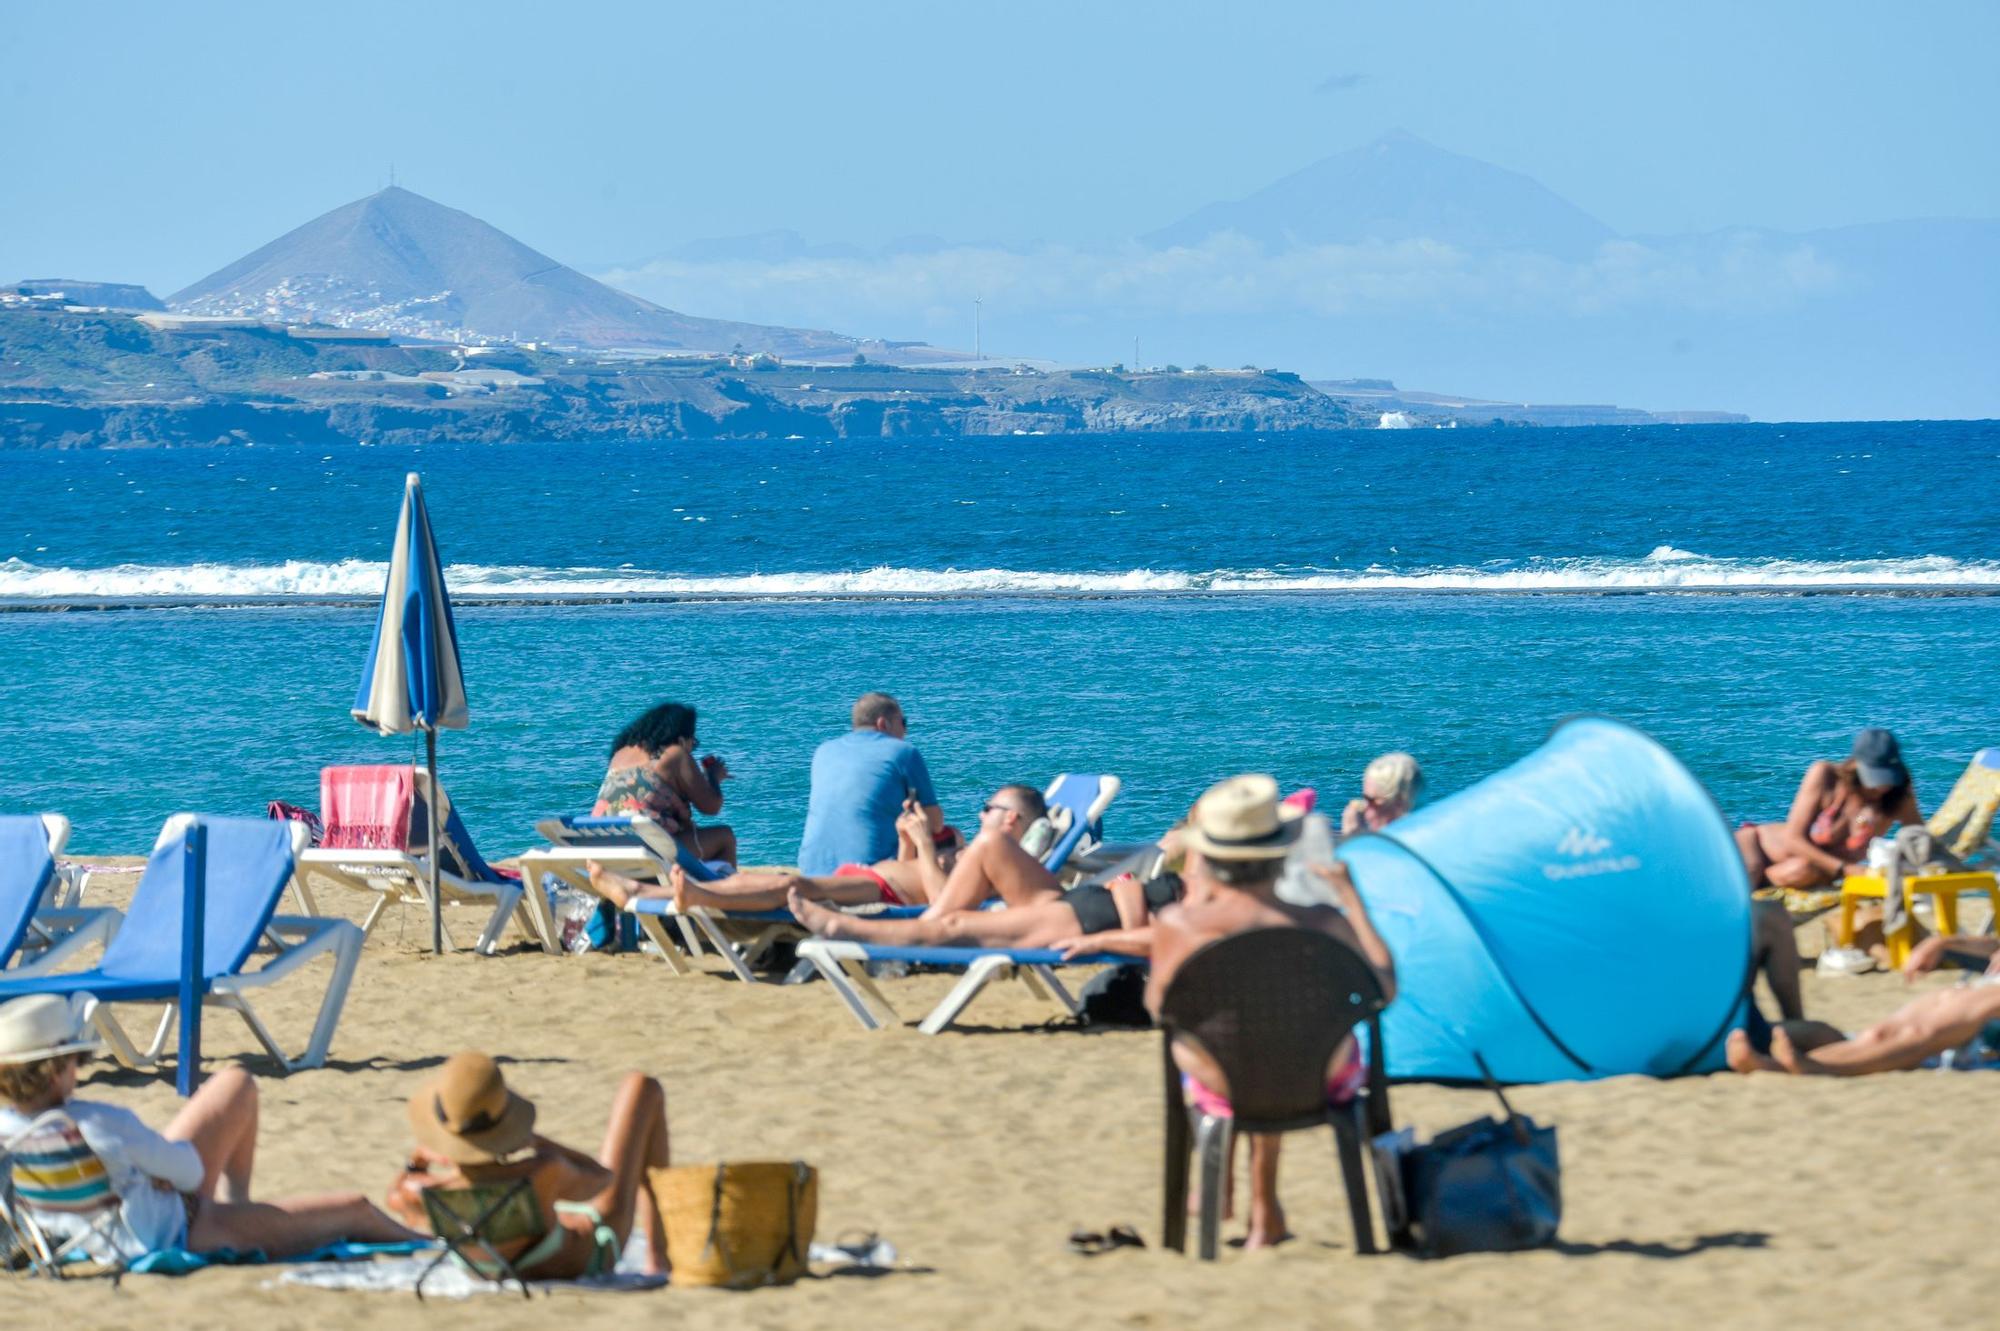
(595, 232, 1847, 343)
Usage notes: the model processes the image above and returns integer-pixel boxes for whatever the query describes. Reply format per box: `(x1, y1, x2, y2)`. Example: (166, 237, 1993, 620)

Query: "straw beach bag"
(652, 1160, 817, 1288)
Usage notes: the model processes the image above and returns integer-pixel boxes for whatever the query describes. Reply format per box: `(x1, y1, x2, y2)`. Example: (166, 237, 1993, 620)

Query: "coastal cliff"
(0, 308, 1357, 447)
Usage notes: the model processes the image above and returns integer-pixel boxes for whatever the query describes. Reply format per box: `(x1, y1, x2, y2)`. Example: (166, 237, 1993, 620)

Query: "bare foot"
(1725, 1028, 1783, 1074)
(669, 864, 688, 913)
(587, 860, 636, 910)
(1242, 1203, 1289, 1250)
(788, 888, 850, 939)
(1770, 1026, 1826, 1076)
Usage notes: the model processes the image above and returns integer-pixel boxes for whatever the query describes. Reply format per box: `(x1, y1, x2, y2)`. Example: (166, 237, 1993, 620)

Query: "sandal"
(1067, 1224, 1145, 1256)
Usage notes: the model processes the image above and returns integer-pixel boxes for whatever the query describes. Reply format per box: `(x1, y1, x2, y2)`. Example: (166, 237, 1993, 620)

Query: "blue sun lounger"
(0, 816, 363, 1073)
(793, 941, 1144, 1034)
(0, 815, 121, 976)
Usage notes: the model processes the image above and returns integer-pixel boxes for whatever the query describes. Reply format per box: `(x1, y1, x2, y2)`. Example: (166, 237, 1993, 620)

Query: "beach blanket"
(274, 1257, 667, 1297)
(321, 765, 414, 850)
(129, 1239, 430, 1276)
(271, 1238, 896, 1297)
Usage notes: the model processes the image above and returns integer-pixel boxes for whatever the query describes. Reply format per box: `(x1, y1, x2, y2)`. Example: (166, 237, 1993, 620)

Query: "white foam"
(2, 550, 1996, 603)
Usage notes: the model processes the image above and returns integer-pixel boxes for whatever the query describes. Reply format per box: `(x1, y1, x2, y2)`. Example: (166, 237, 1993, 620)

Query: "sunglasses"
(981, 803, 1022, 817)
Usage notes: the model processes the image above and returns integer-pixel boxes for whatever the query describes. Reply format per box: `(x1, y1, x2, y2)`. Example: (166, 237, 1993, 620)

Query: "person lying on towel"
(0, 995, 419, 1265)
(387, 1053, 670, 1280)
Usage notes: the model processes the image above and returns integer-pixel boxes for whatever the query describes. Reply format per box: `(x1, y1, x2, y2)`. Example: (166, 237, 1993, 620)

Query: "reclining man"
(1729, 934, 2000, 1075)
(589, 783, 1056, 914)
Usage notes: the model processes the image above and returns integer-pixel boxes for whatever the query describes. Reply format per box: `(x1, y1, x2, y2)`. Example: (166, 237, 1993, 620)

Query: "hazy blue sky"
(4, 0, 1995, 291)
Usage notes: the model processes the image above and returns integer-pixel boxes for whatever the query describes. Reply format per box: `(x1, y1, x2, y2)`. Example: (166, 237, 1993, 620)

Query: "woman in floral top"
(593, 701, 736, 868)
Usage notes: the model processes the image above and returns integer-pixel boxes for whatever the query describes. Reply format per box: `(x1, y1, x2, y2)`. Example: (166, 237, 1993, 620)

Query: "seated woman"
(589, 784, 1050, 915)
(1736, 728, 1922, 890)
(1339, 751, 1423, 837)
(0, 995, 419, 1264)
(596, 701, 735, 869)
(387, 1053, 670, 1279)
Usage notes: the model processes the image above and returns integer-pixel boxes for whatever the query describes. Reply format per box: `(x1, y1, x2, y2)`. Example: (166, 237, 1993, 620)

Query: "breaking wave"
(3, 548, 1998, 604)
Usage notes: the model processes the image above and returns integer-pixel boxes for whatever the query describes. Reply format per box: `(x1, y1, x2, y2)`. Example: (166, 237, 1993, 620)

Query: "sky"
(3, 1, 1996, 417)
(4, 0, 1995, 289)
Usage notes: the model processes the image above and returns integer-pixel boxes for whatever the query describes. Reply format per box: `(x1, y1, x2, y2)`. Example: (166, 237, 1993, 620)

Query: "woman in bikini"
(1736, 728, 1923, 890)
(596, 701, 735, 869)
(387, 1053, 670, 1280)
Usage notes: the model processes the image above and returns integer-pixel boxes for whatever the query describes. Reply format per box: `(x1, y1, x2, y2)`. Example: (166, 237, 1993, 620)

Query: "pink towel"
(1282, 787, 1318, 814)
(320, 765, 414, 850)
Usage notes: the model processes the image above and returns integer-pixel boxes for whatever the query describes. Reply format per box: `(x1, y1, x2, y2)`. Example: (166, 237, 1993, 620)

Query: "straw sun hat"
(0, 995, 100, 1064)
(1180, 773, 1305, 862)
(407, 1052, 537, 1164)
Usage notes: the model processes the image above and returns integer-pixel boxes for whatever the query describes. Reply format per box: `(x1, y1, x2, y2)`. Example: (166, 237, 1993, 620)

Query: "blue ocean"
(3, 421, 1996, 855)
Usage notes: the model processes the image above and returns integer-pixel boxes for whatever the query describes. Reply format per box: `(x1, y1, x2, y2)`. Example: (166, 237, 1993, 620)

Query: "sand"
(4, 868, 1997, 1330)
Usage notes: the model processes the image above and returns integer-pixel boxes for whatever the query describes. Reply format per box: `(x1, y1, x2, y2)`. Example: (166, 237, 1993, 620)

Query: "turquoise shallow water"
(2, 423, 1996, 854)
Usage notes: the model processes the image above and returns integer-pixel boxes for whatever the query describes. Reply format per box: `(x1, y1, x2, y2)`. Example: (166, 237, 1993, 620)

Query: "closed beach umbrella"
(353, 472, 467, 954)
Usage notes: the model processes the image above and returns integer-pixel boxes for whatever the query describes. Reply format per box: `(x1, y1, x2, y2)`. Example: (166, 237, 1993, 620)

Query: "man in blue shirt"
(797, 692, 944, 874)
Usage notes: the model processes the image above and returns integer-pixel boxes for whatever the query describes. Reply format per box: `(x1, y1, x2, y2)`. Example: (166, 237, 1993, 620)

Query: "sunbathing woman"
(1736, 728, 1923, 890)
(596, 701, 735, 869)
(387, 1053, 671, 1279)
(0, 996, 420, 1264)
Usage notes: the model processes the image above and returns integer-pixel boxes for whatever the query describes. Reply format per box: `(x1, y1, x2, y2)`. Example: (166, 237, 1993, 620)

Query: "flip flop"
(1067, 1224, 1145, 1256)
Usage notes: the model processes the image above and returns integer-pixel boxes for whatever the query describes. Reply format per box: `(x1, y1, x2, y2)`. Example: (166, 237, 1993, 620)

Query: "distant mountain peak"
(1145, 133, 1614, 259)
(169, 188, 857, 355)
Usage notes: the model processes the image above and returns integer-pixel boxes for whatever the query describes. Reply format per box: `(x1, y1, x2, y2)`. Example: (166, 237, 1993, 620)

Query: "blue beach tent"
(1338, 716, 1749, 1083)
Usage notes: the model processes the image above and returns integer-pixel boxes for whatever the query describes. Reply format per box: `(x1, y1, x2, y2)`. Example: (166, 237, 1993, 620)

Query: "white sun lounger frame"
(290, 771, 552, 955)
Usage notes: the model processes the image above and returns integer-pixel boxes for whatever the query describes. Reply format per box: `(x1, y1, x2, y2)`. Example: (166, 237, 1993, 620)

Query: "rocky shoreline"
(0, 307, 1358, 447)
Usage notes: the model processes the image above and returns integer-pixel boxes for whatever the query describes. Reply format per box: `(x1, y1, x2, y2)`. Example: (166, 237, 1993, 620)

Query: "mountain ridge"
(169, 187, 866, 357)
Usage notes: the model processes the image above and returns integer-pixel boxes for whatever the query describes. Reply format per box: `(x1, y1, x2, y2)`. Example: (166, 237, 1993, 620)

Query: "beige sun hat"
(1181, 773, 1305, 861)
(407, 1052, 537, 1165)
(0, 995, 100, 1065)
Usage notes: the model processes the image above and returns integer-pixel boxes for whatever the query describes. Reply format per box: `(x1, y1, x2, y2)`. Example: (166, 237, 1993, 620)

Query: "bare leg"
(1735, 825, 1769, 889)
(586, 861, 650, 910)
(921, 833, 1061, 917)
(668, 864, 887, 913)
(1726, 1021, 1845, 1074)
(1243, 1135, 1288, 1249)
(162, 1065, 258, 1202)
(1752, 899, 1806, 1021)
(691, 825, 737, 868)
(585, 1073, 671, 1276)
(189, 1192, 422, 1257)
(792, 889, 1078, 948)
(1773, 984, 2000, 1076)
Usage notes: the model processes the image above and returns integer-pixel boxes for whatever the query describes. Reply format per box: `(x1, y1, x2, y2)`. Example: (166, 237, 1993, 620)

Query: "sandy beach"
(3, 867, 1995, 1330)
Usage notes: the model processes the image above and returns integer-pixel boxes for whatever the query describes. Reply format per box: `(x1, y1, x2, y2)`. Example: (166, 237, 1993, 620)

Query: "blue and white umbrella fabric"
(353, 472, 467, 953)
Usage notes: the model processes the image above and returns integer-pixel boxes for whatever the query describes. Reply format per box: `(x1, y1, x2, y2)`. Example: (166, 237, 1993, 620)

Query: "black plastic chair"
(1158, 926, 1392, 1259)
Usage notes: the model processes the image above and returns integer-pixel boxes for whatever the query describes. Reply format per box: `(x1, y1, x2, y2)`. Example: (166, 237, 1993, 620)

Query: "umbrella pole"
(427, 727, 443, 955)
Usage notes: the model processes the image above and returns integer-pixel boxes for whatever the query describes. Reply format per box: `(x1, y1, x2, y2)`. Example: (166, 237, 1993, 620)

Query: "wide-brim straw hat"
(407, 1052, 536, 1164)
(1181, 773, 1305, 861)
(0, 995, 100, 1064)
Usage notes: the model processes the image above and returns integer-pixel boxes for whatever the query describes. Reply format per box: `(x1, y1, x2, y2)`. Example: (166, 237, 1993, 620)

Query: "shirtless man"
(587, 783, 1049, 914)
(1728, 934, 2000, 1076)
(1146, 774, 1396, 1250)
